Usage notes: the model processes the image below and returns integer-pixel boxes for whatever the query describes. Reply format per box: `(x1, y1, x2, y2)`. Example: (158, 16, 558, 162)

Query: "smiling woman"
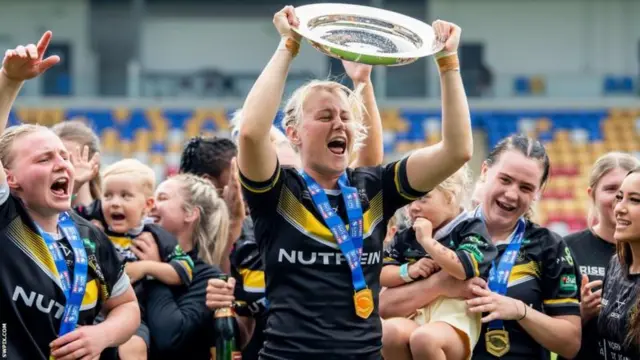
(596, 168, 640, 359)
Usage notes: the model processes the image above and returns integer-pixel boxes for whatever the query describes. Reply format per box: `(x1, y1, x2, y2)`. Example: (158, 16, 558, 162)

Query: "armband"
(278, 37, 300, 58)
(399, 263, 414, 283)
(434, 52, 460, 73)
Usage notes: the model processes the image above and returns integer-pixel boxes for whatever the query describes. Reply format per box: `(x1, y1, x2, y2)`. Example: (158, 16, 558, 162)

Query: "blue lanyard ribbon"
(38, 212, 88, 336)
(474, 207, 526, 330)
(299, 171, 366, 292)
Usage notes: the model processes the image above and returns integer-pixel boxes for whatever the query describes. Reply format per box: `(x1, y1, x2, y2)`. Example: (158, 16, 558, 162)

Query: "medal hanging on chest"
(301, 171, 372, 319)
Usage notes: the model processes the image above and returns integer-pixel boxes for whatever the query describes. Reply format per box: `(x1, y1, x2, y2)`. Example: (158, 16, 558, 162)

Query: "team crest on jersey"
(559, 274, 578, 296)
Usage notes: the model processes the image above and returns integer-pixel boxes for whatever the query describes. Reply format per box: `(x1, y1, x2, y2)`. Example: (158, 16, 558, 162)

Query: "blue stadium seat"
(513, 77, 531, 95)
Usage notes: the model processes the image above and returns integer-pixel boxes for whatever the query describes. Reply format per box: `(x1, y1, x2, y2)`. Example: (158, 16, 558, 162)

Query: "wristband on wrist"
(517, 301, 527, 321)
(278, 37, 300, 57)
(434, 52, 460, 73)
(399, 263, 414, 283)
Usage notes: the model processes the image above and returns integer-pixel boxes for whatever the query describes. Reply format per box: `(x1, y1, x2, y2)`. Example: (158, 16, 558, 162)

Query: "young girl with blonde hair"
(381, 165, 497, 360)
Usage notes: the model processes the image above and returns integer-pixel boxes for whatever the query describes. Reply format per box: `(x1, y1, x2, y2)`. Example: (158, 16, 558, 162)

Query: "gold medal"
(353, 288, 374, 319)
(485, 329, 510, 357)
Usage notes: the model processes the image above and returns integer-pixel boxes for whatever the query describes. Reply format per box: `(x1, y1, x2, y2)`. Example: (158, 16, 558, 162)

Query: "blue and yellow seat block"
(8, 106, 640, 229)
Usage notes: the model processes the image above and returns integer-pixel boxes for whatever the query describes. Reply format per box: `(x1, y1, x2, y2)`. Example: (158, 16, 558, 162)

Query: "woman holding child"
(380, 135, 582, 360)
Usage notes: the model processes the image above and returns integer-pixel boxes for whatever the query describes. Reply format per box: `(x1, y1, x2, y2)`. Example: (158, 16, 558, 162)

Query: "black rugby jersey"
(240, 157, 426, 360)
(383, 216, 496, 280)
(472, 221, 581, 360)
(230, 216, 267, 360)
(0, 191, 128, 360)
(564, 229, 615, 360)
(145, 249, 224, 360)
(596, 255, 640, 360)
(75, 200, 194, 285)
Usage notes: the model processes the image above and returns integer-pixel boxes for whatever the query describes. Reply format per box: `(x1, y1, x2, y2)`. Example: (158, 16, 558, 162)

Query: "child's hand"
(70, 144, 100, 192)
(125, 262, 147, 283)
(131, 232, 161, 262)
(413, 217, 433, 241)
(408, 258, 441, 279)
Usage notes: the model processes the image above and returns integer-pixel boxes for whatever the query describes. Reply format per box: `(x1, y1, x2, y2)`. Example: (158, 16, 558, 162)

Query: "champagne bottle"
(210, 274, 241, 360)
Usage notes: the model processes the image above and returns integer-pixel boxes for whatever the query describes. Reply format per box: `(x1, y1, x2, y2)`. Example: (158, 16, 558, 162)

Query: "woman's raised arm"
(237, 6, 300, 182)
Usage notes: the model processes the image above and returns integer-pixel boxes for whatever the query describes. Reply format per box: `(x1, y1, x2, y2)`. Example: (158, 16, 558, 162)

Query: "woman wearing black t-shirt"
(236, 6, 472, 359)
(380, 135, 582, 360)
(143, 173, 254, 360)
(597, 167, 640, 359)
(0, 32, 140, 360)
(564, 152, 639, 360)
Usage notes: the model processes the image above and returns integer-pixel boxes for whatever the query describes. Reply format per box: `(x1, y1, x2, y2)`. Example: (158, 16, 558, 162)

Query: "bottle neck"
(214, 306, 235, 318)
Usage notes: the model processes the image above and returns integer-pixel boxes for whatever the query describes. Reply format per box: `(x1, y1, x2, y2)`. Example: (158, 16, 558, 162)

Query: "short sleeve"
(541, 232, 581, 317)
(383, 230, 410, 266)
(167, 245, 195, 286)
(381, 157, 428, 220)
(0, 182, 19, 229)
(90, 225, 129, 299)
(452, 219, 497, 279)
(239, 162, 285, 218)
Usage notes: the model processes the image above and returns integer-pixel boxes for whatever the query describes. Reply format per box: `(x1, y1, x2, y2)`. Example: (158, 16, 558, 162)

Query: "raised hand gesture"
(432, 20, 462, 56)
(342, 60, 372, 84)
(273, 5, 301, 41)
(1, 31, 60, 81)
(70, 145, 100, 193)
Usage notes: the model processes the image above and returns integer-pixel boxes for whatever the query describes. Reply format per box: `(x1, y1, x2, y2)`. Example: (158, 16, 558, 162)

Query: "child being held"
(381, 165, 497, 360)
(75, 158, 194, 359)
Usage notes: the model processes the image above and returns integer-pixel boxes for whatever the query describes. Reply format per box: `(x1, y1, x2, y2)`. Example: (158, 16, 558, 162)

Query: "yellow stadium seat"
(381, 109, 409, 132)
(530, 76, 546, 95)
(101, 129, 120, 153)
(536, 117, 552, 133)
(134, 130, 151, 153)
(113, 108, 131, 125)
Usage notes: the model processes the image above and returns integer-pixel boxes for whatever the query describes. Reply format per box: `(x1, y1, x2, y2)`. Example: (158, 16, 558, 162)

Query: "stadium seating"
(7, 106, 640, 232)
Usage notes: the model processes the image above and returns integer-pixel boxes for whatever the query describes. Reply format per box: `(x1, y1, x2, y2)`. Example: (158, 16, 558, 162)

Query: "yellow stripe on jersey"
(509, 262, 541, 282)
(543, 298, 579, 305)
(240, 168, 282, 194)
(278, 188, 382, 245)
(239, 269, 265, 293)
(470, 253, 480, 277)
(7, 218, 60, 284)
(80, 279, 99, 311)
(393, 160, 422, 201)
(109, 235, 132, 250)
(177, 260, 193, 280)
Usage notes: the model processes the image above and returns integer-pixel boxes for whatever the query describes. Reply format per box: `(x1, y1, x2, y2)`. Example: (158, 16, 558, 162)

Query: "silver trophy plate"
(292, 3, 444, 66)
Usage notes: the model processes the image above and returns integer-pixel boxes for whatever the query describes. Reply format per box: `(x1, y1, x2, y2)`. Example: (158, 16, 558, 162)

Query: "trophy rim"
(292, 3, 444, 65)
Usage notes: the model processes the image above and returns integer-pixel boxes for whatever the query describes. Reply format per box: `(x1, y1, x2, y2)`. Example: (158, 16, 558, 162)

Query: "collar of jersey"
(472, 206, 524, 245)
(433, 209, 471, 241)
(108, 222, 145, 237)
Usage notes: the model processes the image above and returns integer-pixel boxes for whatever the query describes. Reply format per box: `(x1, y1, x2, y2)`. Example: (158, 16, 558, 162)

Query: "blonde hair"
(587, 152, 640, 227)
(171, 173, 230, 266)
(0, 124, 46, 168)
(102, 158, 156, 197)
(434, 164, 474, 210)
(52, 120, 102, 200)
(281, 80, 368, 152)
